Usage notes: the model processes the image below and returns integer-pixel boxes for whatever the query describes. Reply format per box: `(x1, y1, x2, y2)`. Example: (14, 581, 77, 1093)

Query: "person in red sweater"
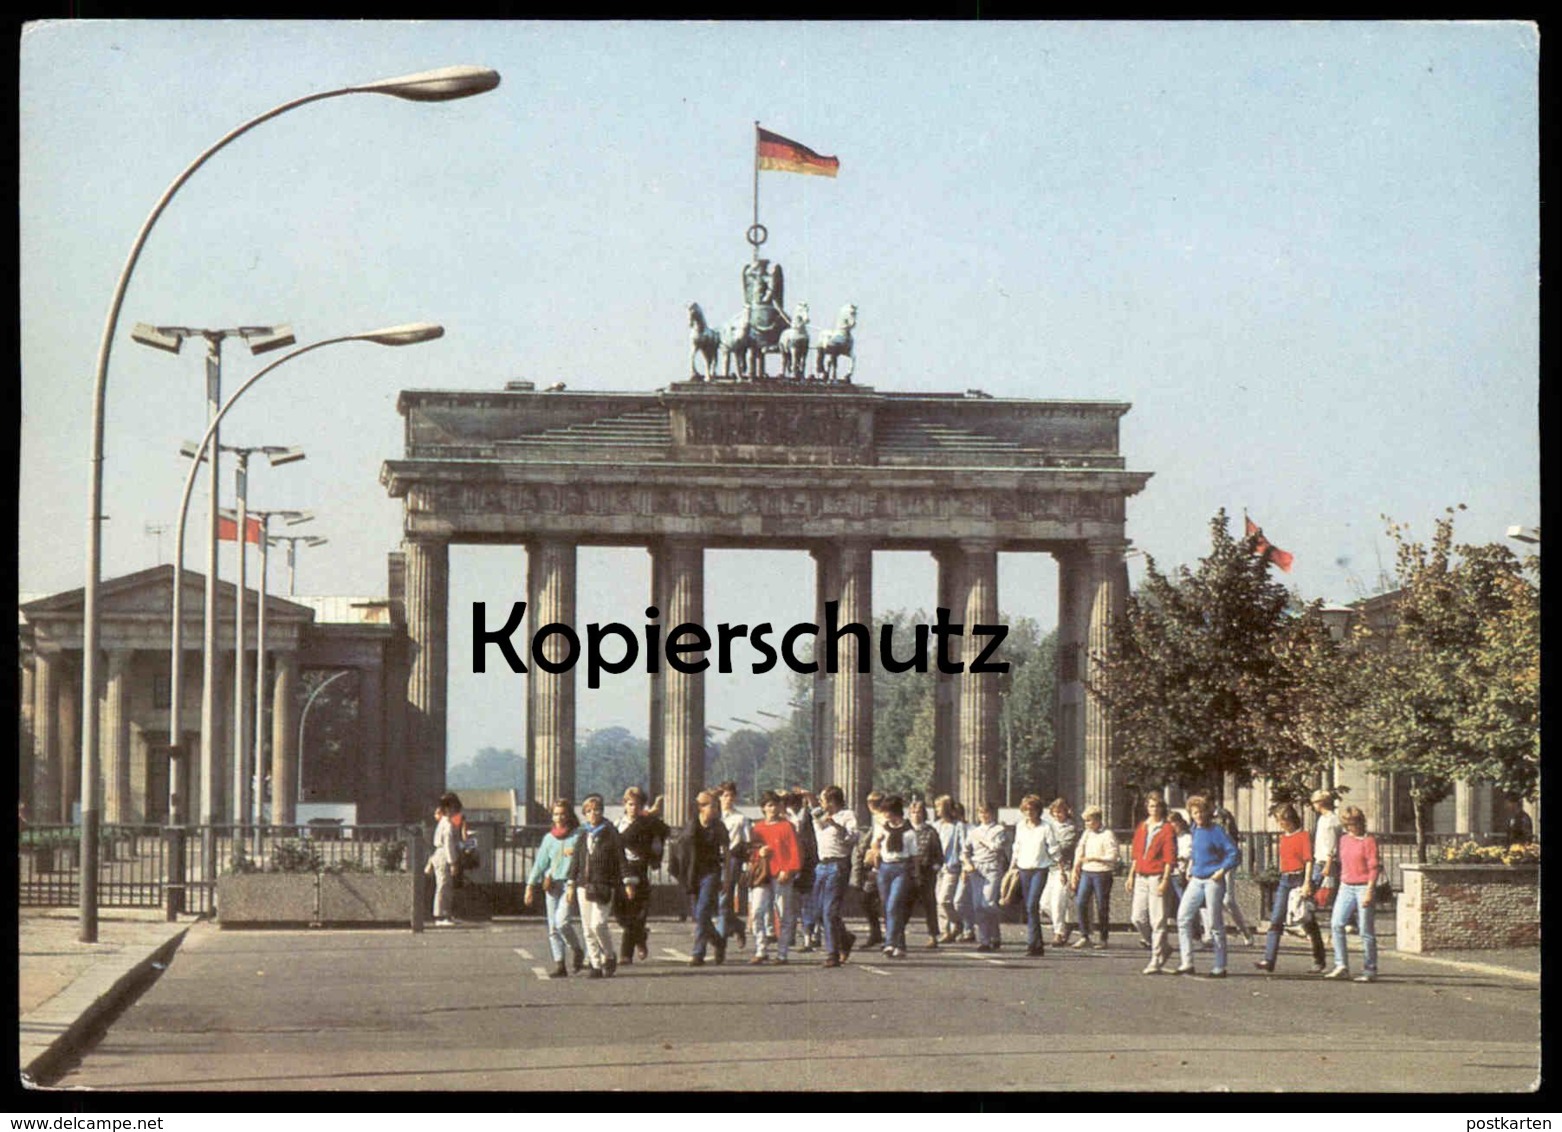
(749, 790, 802, 964)
(1255, 803, 1327, 974)
(1126, 792, 1178, 974)
(1326, 806, 1381, 983)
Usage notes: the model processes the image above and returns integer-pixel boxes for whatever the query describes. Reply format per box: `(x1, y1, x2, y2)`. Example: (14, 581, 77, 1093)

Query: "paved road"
(53, 919, 1540, 1093)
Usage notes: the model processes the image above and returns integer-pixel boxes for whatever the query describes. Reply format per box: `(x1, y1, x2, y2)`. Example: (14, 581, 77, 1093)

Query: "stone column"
(1084, 539, 1129, 825)
(1455, 780, 1493, 837)
(1053, 545, 1093, 812)
(31, 652, 59, 822)
(957, 541, 1000, 814)
(270, 654, 299, 826)
(528, 538, 577, 823)
(19, 654, 36, 811)
(647, 545, 666, 799)
(931, 547, 963, 803)
(58, 658, 80, 823)
(102, 649, 134, 824)
(830, 541, 873, 820)
(661, 540, 704, 828)
(809, 546, 838, 790)
(358, 662, 385, 823)
(404, 534, 450, 819)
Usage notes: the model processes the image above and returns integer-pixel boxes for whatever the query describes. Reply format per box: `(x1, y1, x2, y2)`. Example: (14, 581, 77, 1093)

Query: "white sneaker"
(1142, 961, 1162, 975)
(1354, 973, 1377, 983)
(432, 918, 453, 928)
(1323, 965, 1350, 979)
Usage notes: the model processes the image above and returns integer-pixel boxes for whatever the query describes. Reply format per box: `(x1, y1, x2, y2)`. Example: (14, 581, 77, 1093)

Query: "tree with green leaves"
(1343, 508, 1539, 859)
(1091, 509, 1329, 806)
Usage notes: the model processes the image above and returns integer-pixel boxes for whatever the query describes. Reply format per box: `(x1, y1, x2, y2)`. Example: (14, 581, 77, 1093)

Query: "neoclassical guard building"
(381, 381, 1154, 827)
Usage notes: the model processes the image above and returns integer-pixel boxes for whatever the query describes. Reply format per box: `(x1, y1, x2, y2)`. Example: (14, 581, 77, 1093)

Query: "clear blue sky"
(19, 20, 1539, 771)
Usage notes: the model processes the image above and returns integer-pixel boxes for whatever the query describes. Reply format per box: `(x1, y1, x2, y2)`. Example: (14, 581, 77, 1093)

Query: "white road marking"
(662, 947, 693, 962)
(531, 966, 552, 981)
(514, 947, 535, 960)
(858, 965, 892, 976)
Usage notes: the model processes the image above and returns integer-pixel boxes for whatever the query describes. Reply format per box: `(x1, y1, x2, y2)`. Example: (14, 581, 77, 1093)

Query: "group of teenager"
(455, 778, 1381, 983)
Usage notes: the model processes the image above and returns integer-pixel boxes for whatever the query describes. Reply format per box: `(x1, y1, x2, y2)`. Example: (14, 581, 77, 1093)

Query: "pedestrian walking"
(749, 790, 802, 964)
(963, 801, 1010, 952)
(1174, 795, 1241, 978)
(870, 795, 917, 958)
(1301, 789, 1342, 920)
(808, 785, 860, 968)
(427, 799, 459, 926)
(1325, 806, 1382, 983)
(1128, 792, 1177, 974)
(1202, 803, 1257, 947)
(907, 798, 945, 948)
(571, 794, 625, 979)
(679, 790, 729, 966)
(932, 795, 966, 943)
(616, 787, 669, 966)
(1070, 805, 1119, 950)
(854, 791, 887, 948)
(787, 789, 822, 951)
(717, 782, 753, 952)
(1011, 794, 1061, 957)
(1254, 803, 1327, 975)
(524, 799, 586, 978)
(1043, 797, 1083, 945)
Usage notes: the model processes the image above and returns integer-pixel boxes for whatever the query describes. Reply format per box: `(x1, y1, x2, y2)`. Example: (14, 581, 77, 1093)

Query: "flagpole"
(752, 120, 761, 264)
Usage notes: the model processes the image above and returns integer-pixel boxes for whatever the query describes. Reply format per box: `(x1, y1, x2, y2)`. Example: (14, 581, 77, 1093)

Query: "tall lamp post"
(239, 506, 313, 848)
(219, 446, 306, 840)
(79, 64, 498, 941)
(270, 534, 329, 597)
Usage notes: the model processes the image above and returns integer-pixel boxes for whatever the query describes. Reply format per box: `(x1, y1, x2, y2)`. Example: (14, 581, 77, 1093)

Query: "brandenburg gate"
(381, 380, 1152, 827)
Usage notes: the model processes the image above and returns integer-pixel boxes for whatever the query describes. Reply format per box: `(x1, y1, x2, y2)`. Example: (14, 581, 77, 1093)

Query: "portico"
(381, 381, 1152, 827)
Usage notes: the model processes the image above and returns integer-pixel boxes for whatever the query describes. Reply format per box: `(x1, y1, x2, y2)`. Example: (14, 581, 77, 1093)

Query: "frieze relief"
(411, 481, 1123, 526)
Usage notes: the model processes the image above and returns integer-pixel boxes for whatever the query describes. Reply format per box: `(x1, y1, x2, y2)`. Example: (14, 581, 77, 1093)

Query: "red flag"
(1245, 515, 1294, 573)
(218, 515, 262, 544)
(756, 127, 840, 178)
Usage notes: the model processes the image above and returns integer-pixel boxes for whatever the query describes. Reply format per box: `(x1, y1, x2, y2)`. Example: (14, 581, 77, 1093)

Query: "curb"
(1388, 950, 1540, 984)
(19, 924, 192, 1088)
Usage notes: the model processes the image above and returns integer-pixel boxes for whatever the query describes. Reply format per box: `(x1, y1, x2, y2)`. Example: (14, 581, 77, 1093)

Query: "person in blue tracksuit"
(1173, 794, 1242, 978)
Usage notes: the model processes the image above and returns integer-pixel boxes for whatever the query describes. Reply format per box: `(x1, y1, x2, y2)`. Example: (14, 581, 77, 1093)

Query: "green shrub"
(376, 840, 408, 873)
(269, 840, 324, 874)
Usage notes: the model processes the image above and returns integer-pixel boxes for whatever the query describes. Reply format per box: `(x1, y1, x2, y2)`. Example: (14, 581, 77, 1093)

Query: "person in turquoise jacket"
(525, 798, 587, 979)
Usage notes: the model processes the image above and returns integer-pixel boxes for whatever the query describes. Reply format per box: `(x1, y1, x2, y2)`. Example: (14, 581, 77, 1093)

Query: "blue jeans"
(877, 861, 912, 950)
(1177, 875, 1227, 971)
(751, 876, 796, 959)
(1330, 882, 1378, 974)
(717, 866, 745, 940)
(1263, 872, 1325, 968)
(1020, 867, 1049, 949)
(799, 875, 819, 936)
(1074, 872, 1113, 942)
(543, 884, 583, 963)
(691, 871, 722, 959)
(969, 865, 1002, 945)
(813, 861, 847, 957)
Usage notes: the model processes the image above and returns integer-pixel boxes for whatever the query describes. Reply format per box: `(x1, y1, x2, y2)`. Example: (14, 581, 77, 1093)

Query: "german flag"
(756, 127, 840, 178)
(218, 515, 263, 545)
(1245, 515, 1295, 573)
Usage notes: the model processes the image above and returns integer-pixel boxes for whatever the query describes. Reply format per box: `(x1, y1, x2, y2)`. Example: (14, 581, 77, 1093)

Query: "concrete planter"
(319, 874, 414, 923)
(1396, 863, 1539, 953)
(217, 873, 319, 925)
(218, 873, 417, 926)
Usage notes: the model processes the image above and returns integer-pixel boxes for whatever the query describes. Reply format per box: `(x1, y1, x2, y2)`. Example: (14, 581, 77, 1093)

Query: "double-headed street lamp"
(270, 533, 329, 597)
(78, 64, 498, 941)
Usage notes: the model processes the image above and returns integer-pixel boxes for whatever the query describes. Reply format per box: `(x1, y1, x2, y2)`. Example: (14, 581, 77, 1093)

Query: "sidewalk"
(17, 908, 199, 1086)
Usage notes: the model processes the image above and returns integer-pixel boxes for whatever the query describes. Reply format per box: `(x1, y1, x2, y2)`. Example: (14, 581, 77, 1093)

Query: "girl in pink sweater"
(1325, 806, 1381, 983)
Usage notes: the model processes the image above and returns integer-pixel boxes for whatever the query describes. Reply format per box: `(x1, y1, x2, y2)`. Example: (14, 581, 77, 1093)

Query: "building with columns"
(18, 565, 407, 826)
(381, 381, 1154, 828)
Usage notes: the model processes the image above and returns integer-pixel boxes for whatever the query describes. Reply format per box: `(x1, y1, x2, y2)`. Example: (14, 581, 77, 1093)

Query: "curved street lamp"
(77, 64, 498, 942)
